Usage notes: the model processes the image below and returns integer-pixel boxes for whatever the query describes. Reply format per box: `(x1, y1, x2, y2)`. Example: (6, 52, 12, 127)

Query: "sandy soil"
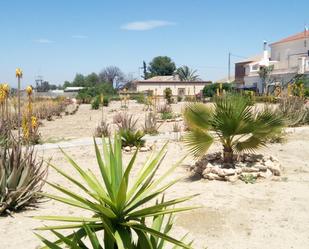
(1, 101, 309, 249)
(39, 100, 185, 142)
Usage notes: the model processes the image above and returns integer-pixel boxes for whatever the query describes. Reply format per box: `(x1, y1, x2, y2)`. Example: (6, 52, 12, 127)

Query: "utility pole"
(228, 52, 231, 83)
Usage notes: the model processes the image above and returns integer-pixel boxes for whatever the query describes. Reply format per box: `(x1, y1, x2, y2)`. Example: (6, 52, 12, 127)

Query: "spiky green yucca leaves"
(0, 141, 47, 215)
(35, 135, 197, 248)
(184, 95, 285, 164)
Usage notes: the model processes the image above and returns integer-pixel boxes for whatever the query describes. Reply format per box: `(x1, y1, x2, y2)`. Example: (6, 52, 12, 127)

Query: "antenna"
(304, 22, 308, 48)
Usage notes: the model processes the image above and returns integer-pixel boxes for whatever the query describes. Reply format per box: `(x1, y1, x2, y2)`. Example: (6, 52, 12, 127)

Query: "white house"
(135, 75, 211, 97)
(235, 30, 309, 93)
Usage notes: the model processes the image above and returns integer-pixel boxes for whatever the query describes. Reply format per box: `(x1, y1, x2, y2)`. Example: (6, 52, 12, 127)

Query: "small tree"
(148, 56, 176, 77)
(258, 65, 274, 95)
(164, 87, 173, 104)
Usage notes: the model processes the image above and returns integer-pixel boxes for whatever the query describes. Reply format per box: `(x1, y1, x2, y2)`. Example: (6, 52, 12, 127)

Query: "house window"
(178, 88, 185, 97)
(251, 64, 259, 71)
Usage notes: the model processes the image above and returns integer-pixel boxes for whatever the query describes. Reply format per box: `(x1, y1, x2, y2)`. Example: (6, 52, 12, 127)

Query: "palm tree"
(176, 66, 199, 81)
(184, 95, 284, 166)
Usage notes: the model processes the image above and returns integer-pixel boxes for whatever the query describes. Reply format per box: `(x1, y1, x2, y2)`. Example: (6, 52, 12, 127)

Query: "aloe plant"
(34, 135, 197, 248)
(0, 140, 47, 215)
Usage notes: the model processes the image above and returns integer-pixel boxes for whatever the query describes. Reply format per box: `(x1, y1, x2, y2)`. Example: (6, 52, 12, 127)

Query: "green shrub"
(161, 112, 174, 120)
(164, 87, 173, 104)
(91, 97, 100, 110)
(34, 136, 195, 248)
(103, 96, 109, 106)
(131, 93, 146, 104)
(202, 83, 232, 97)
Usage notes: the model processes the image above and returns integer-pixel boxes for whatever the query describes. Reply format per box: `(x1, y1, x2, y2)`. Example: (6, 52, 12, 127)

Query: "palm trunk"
(223, 145, 234, 167)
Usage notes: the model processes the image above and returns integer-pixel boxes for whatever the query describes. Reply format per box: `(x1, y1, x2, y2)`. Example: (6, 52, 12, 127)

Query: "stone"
(131, 146, 137, 151)
(235, 167, 243, 174)
(264, 160, 274, 168)
(203, 173, 217, 180)
(204, 173, 225, 181)
(268, 163, 281, 176)
(226, 175, 239, 183)
(259, 169, 273, 179)
(206, 154, 217, 161)
(210, 166, 221, 175)
(202, 168, 213, 178)
(255, 163, 268, 172)
(124, 146, 131, 152)
(242, 167, 260, 173)
(223, 168, 236, 176)
(140, 147, 149, 152)
(175, 117, 183, 122)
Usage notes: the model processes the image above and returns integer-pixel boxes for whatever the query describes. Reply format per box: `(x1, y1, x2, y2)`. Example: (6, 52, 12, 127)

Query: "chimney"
(262, 40, 269, 66)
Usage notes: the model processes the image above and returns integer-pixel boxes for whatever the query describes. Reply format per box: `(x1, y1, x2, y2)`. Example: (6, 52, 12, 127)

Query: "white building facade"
(235, 31, 309, 93)
(135, 76, 211, 97)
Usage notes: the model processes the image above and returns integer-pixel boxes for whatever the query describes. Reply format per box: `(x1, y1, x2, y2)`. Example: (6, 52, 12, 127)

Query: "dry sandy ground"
(1, 102, 309, 249)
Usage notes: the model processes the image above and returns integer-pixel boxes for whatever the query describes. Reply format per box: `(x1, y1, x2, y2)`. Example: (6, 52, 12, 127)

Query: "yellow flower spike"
(26, 86, 33, 95)
(16, 68, 23, 78)
(3, 83, 9, 94)
(31, 116, 38, 129)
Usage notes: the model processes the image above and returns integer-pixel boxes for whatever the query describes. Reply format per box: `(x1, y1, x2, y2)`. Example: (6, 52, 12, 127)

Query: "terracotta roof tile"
(270, 31, 309, 45)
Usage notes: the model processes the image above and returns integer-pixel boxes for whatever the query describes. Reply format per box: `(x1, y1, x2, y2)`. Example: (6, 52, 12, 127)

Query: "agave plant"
(120, 129, 145, 147)
(0, 140, 47, 215)
(184, 95, 285, 165)
(34, 135, 197, 248)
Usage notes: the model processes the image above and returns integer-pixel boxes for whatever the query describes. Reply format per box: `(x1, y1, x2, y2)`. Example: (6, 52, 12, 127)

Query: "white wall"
(270, 39, 308, 71)
(136, 82, 207, 96)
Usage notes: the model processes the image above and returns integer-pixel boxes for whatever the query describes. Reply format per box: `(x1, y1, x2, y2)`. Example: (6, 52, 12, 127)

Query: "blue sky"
(1, 0, 309, 87)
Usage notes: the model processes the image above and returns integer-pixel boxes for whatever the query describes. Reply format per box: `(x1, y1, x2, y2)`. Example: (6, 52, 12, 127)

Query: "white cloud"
(72, 35, 88, 39)
(121, 20, 175, 31)
(34, 38, 54, 44)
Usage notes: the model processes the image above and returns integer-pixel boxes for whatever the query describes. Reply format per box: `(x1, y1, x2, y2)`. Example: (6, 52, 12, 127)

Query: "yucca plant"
(184, 95, 285, 165)
(34, 135, 197, 248)
(0, 140, 47, 215)
(37, 200, 192, 249)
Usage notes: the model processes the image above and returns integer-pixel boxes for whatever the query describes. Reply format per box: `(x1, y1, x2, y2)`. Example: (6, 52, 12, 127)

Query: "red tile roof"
(270, 31, 309, 45)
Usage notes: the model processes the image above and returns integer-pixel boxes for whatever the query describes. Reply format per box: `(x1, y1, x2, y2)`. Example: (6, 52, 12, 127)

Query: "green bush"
(202, 83, 232, 97)
(164, 87, 173, 104)
(77, 83, 116, 103)
(103, 96, 109, 106)
(161, 112, 174, 120)
(91, 97, 100, 110)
